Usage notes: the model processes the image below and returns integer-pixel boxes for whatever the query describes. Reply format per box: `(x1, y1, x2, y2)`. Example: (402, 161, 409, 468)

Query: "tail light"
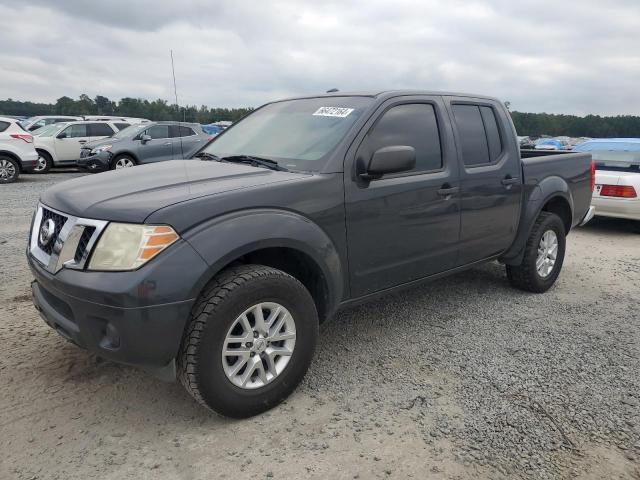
(599, 185, 637, 198)
(10, 133, 33, 143)
(590, 160, 595, 192)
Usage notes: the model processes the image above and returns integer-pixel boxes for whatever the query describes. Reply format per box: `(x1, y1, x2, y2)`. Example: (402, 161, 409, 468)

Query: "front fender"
(500, 176, 574, 265)
(182, 208, 345, 314)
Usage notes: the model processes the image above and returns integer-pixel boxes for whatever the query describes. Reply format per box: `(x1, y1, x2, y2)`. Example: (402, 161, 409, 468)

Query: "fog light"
(100, 322, 121, 350)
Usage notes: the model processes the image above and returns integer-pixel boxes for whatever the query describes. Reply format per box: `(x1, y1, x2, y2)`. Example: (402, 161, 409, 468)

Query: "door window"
(452, 104, 503, 166)
(88, 123, 115, 137)
(61, 124, 88, 138)
(145, 125, 170, 139)
(365, 103, 442, 173)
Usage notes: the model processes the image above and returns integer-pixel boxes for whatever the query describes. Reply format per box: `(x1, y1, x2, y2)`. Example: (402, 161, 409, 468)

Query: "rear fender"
(500, 176, 574, 265)
(182, 208, 344, 316)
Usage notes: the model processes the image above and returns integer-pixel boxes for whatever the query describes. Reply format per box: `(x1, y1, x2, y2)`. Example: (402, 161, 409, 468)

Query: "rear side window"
(0, 121, 9, 132)
(114, 122, 130, 130)
(146, 125, 169, 139)
(169, 125, 197, 137)
(452, 104, 503, 166)
(61, 124, 88, 138)
(88, 123, 114, 137)
(366, 103, 442, 173)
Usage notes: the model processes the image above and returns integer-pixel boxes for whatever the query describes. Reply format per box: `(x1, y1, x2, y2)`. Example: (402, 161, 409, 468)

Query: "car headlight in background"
(88, 223, 179, 271)
(90, 145, 112, 154)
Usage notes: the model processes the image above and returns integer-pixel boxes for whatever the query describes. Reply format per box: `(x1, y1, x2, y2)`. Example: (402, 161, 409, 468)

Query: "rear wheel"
(506, 212, 566, 293)
(178, 264, 318, 418)
(34, 151, 52, 173)
(0, 156, 19, 183)
(111, 155, 136, 170)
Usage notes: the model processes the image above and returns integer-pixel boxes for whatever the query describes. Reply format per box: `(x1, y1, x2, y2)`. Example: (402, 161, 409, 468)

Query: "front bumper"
(27, 238, 209, 378)
(77, 151, 111, 171)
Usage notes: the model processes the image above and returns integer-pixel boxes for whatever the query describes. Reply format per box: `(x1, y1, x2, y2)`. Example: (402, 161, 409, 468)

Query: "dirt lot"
(1, 171, 639, 480)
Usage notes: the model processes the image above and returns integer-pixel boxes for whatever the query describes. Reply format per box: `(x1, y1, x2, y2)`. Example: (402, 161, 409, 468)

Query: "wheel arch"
(111, 150, 139, 166)
(183, 209, 346, 323)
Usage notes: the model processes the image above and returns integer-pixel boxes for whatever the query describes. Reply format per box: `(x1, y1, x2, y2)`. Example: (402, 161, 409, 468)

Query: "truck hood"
(40, 160, 309, 223)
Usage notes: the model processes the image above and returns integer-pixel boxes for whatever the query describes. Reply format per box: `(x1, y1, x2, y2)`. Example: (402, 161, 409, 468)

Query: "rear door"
(344, 95, 461, 297)
(54, 124, 91, 161)
(170, 125, 204, 158)
(137, 125, 173, 163)
(446, 97, 522, 265)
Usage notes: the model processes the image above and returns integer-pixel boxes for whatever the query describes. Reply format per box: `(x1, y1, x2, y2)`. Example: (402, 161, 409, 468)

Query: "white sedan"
(593, 168, 640, 221)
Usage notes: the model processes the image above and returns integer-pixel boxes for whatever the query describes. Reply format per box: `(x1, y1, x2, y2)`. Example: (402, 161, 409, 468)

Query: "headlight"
(88, 223, 179, 271)
(90, 144, 112, 154)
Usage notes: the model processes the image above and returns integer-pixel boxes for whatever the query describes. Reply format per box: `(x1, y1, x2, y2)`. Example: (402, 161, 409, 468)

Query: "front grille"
(74, 226, 96, 263)
(38, 208, 67, 254)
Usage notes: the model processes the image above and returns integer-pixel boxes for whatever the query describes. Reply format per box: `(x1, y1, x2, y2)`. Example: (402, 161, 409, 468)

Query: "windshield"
(33, 123, 67, 137)
(112, 123, 147, 140)
(201, 96, 373, 171)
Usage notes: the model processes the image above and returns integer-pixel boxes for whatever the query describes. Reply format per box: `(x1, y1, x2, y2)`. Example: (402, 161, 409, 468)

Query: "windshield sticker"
(313, 107, 354, 118)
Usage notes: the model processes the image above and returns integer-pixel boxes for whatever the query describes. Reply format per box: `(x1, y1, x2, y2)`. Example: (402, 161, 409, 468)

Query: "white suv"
(22, 115, 83, 132)
(0, 116, 38, 183)
(33, 121, 126, 172)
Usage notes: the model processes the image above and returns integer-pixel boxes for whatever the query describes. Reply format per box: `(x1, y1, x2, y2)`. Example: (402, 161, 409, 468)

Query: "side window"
(61, 124, 88, 138)
(366, 103, 442, 173)
(114, 122, 130, 130)
(169, 125, 196, 138)
(0, 121, 9, 132)
(88, 123, 115, 137)
(146, 125, 169, 139)
(180, 126, 196, 137)
(452, 104, 503, 167)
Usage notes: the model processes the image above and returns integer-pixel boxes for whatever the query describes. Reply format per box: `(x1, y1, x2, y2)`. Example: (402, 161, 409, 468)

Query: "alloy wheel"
(536, 230, 558, 278)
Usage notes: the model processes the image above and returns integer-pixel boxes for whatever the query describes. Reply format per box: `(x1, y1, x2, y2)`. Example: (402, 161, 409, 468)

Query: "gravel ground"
(1, 170, 639, 479)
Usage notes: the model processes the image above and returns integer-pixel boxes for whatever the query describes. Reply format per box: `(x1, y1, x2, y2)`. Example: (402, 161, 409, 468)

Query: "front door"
(55, 124, 92, 161)
(137, 124, 174, 163)
(345, 96, 461, 298)
(446, 98, 522, 264)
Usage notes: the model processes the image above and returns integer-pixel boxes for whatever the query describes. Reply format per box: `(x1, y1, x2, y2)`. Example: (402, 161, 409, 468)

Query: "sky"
(0, 0, 639, 115)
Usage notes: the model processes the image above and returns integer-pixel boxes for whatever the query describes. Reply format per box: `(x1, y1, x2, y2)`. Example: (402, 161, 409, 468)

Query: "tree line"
(2, 95, 640, 137)
(0, 95, 252, 124)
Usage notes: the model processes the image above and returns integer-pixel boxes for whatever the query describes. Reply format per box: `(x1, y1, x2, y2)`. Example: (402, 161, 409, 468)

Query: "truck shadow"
(581, 216, 640, 235)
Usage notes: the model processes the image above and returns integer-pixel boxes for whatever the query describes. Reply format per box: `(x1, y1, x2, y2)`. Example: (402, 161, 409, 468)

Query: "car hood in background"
(40, 160, 309, 224)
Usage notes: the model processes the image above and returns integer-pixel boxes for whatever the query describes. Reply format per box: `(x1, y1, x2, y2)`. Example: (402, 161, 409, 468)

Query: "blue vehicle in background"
(201, 124, 224, 136)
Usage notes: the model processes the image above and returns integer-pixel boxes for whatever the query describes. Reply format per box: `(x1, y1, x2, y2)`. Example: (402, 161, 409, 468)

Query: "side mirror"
(140, 134, 151, 143)
(361, 146, 416, 180)
(56, 132, 67, 139)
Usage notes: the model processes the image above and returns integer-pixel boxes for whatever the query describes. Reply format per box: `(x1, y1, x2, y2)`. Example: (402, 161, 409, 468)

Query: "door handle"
(78, 140, 87, 144)
(437, 185, 460, 197)
(501, 176, 519, 186)
(164, 142, 172, 146)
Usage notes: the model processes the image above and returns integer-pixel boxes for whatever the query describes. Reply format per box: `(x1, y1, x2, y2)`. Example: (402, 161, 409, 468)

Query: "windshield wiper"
(221, 155, 288, 172)
(194, 151, 221, 161)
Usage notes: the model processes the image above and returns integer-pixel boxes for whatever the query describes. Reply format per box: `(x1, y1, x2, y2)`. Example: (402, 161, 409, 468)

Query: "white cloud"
(0, 0, 639, 114)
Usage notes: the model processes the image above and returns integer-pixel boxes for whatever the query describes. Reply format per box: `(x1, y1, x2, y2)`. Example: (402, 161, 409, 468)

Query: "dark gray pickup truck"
(27, 90, 594, 417)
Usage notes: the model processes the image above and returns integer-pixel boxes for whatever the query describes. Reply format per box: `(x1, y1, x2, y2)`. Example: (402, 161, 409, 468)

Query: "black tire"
(0, 156, 20, 183)
(110, 155, 136, 170)
(506, 212, 566, 293)
(34, 150, 52, 173)
(178, 264, 318, 418)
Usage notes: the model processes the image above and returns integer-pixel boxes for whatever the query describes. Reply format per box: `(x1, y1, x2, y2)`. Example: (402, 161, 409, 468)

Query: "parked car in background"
(535, 138, 566, 150)
(78, 122, 211, 171)
(21, 115, 83, 132)
(83, 115, 150, 125)
(33, 121, 126, 172)
(574, 139, 640, 220)
(201, 124, 224, 135)
(0, 116, 38, 183)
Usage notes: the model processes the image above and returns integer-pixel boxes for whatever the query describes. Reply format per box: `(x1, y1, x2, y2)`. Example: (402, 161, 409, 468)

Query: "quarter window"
(366, 103, 443, 173)
(114, 122, 130, 130)
(452, 104, 503, 166)
(0, 121, 9, 132)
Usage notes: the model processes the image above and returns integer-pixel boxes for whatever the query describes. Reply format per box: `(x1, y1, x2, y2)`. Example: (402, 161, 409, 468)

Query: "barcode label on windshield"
(313, 107, 354, 118)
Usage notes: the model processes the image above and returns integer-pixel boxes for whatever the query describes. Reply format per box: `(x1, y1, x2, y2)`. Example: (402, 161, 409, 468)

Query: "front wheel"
(506, 212, 566, 293)
(111, 155, 136, 170)
(178, 264, 318, 418)
(0, 156, 19, 183)
(34, 151, 52, 173)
